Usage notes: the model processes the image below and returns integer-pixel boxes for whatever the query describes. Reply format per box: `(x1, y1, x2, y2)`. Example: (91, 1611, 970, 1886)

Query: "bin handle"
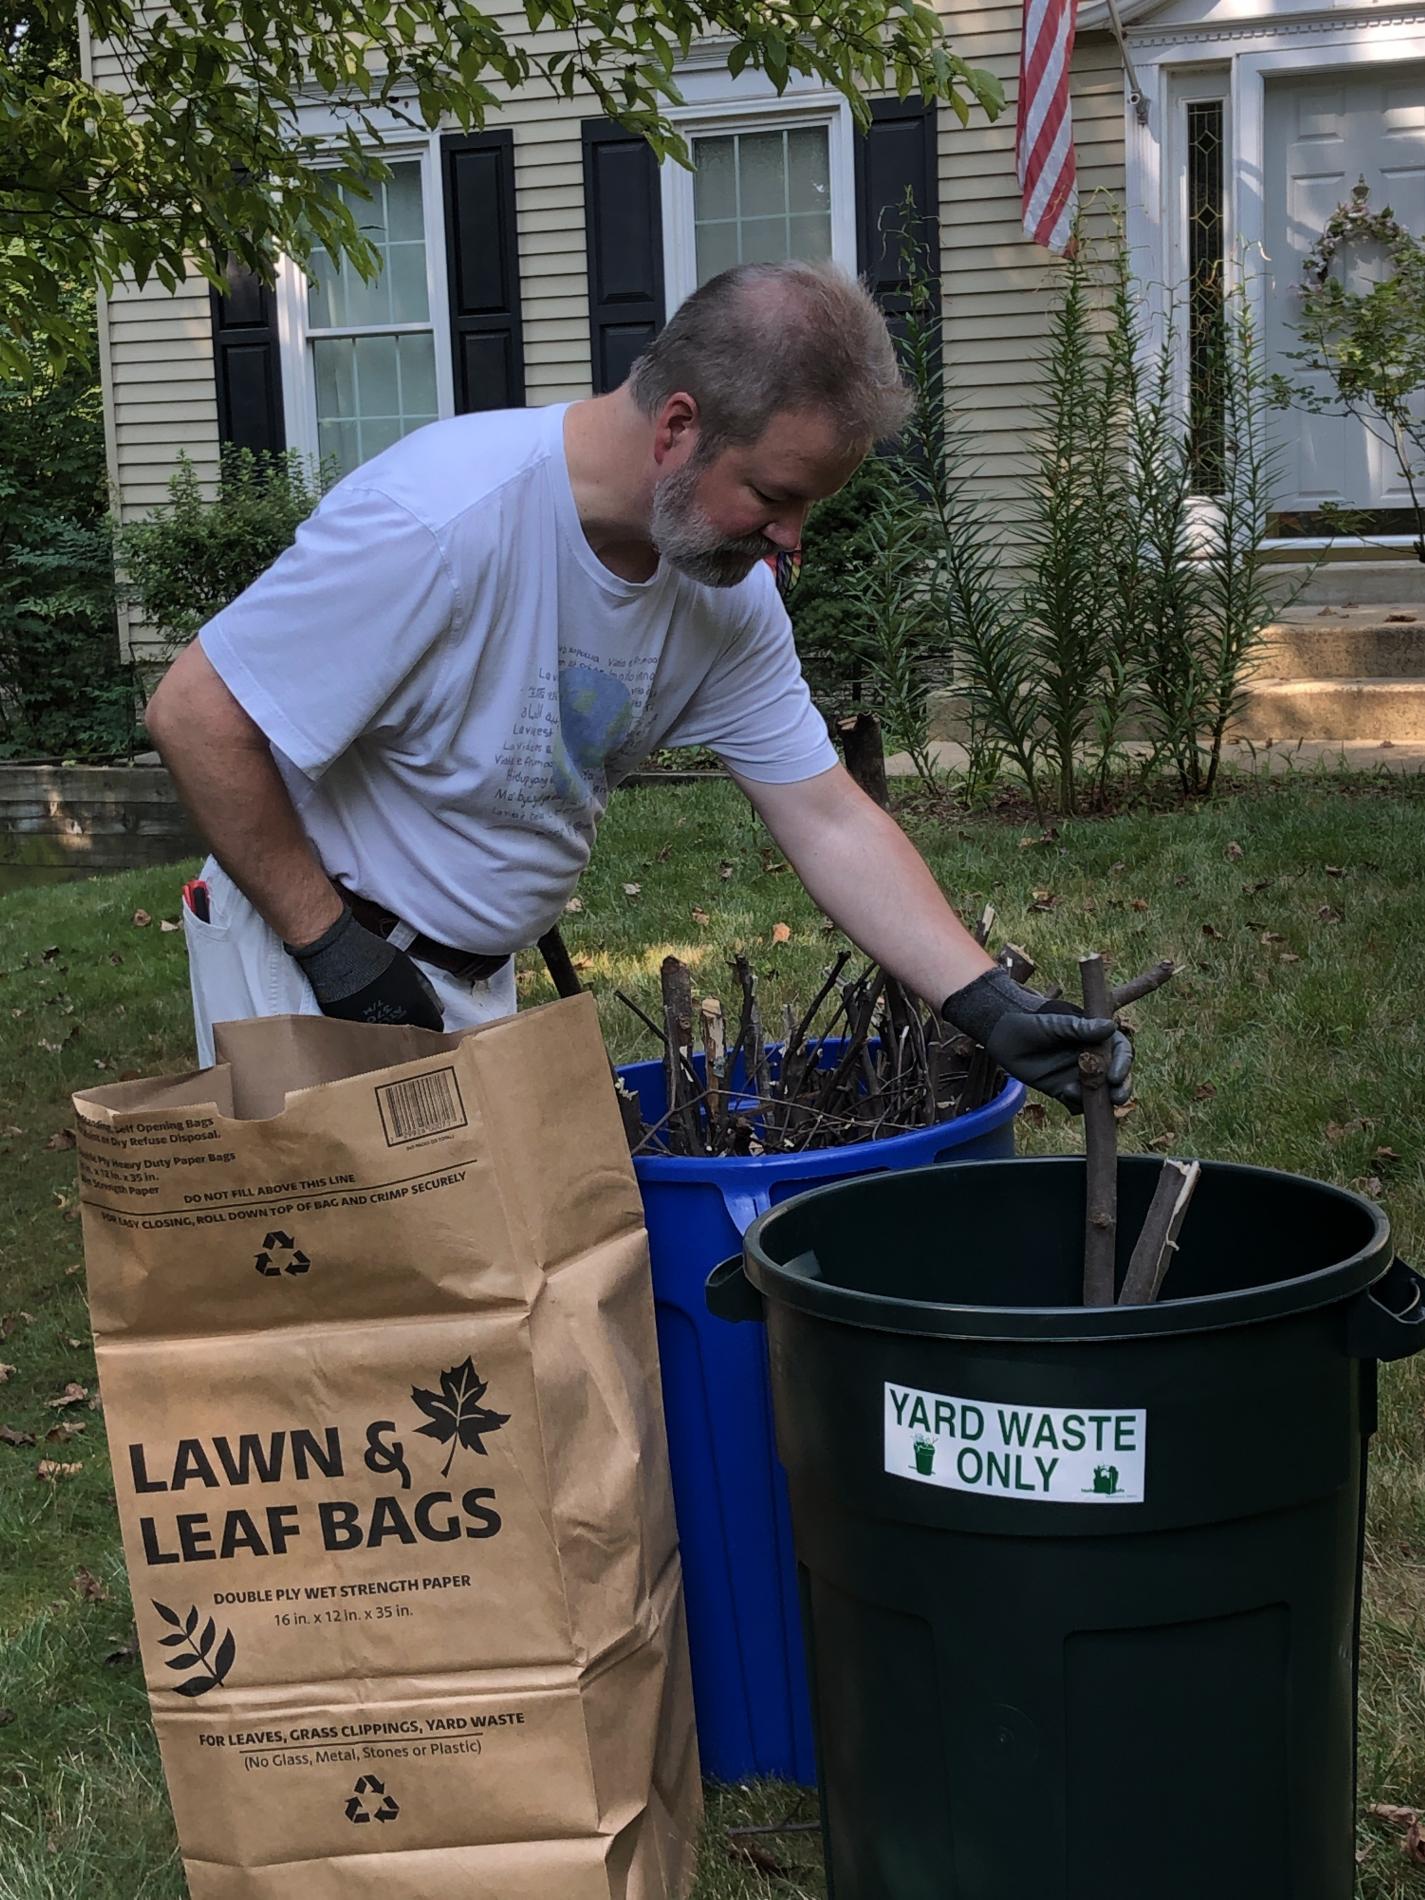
(1347, 1257, 1425, 1361)
(718, 1182, 772, 1238)
(706, 1255, 763, 1323)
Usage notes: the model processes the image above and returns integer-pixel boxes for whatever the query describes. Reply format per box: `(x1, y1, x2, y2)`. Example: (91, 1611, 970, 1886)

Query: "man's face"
(650, 405, 864, 589)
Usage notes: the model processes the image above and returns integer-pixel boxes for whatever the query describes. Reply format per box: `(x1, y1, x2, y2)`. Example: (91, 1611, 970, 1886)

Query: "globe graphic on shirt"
(551, 664, 637, 805)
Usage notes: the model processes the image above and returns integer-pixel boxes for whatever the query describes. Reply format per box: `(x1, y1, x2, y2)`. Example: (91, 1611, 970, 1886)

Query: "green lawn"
(2, 774, 1425, 1897)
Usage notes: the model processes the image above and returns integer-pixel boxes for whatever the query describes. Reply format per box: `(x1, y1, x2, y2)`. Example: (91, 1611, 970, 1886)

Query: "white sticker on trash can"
(885, 1382, 1146, 1503)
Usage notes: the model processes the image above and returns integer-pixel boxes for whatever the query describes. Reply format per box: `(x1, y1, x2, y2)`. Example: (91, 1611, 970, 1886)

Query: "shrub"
(116, 446, 336, 649)
(0, 287, 138, 759)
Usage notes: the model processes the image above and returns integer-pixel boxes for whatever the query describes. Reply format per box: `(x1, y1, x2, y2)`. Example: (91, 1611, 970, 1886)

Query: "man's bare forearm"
(739, 764, 996, 1007)
(146, 642, 343, 948)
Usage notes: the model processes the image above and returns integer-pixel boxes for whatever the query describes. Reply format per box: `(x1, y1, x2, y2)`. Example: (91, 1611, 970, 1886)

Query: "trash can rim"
(739, 1155, 1392, 1343)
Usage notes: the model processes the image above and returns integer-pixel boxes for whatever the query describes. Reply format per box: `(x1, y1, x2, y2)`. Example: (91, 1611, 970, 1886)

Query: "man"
(146, 260, 1129, 1111)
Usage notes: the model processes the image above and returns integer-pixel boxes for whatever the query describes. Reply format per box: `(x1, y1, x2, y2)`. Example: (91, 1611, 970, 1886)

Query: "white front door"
(1264, 64, 1425, 520)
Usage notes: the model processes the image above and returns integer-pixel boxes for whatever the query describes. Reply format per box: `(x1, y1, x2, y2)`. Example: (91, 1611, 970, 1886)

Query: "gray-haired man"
(146, 260, 1129, 1108)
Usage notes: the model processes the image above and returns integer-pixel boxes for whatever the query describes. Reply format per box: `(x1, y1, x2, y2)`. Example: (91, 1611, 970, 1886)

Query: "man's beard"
(649, 458, 771, 588)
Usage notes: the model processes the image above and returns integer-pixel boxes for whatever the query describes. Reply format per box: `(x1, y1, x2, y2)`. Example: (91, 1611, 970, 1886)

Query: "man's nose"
(763, 507, 806, 552)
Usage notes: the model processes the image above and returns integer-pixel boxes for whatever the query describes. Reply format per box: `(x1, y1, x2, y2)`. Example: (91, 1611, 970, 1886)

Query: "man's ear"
(652, 391, 700, 469)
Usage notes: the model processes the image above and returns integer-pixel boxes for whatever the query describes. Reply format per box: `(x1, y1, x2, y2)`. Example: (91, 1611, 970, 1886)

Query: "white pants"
(182, 858, 518, 1069)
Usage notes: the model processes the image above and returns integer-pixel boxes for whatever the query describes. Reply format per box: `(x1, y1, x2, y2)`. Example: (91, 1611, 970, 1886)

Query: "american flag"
(1016, 0, 1079, 255)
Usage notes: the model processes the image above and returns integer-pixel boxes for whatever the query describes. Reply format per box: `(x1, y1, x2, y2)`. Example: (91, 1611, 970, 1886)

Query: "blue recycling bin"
(617, 1044, 1023, 1784)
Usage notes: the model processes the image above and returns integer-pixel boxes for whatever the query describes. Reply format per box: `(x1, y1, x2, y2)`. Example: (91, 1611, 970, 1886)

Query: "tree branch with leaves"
(2, 0, 1002, 375)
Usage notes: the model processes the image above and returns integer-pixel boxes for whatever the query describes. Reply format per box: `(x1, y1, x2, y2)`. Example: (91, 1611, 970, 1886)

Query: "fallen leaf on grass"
(654, 844, 673, 863)
(1368, 1804, 1417, 1827)
(1201, 923, 1224, 940)
(0, 1425, 35, 1447)
(718, 861, 735, 880)
(1374, 1146, 1403, 1165)
(563, 897, 584, 913)
(65, 1335, 87, 1348)
(131, 910, 151, 928)
(1019, 1103, 1047, 1128)
(1316, 905, 1343, 923)
(759, 851, 788, 875)
(64, 1264, 82, 1278)
(0, 1364, 14, 1383)
(1112, 1101, 1137, 1122)
(45, 1129, 76, 1151)
(159, 918, 181, 933)
(107, 952, 124, 966)
(1129, 897, 1149, 912)
(1225, 841, 1244, 861)
(1029, 890, 1057, 912)
(36, 1459, 84, 1481)
(1405, 1819, 1425, 1866)
(73, 1567, 108, 1603)
(1148, 1133, 1177, 1151)
(622, 883, 641, 898)
(1325, 865, 1346, 879)
(2, 1124, 23, 1138)
(690, 906, 711, 927)
(771, 923, 791, 945)
(1193, 1084, 1217, 1101)
(46, 1421, 86, 1444)
(102, 1631, 138, 1667)
(45, 1382, 88, 1409)
(1353, 1175, 1385, 1198)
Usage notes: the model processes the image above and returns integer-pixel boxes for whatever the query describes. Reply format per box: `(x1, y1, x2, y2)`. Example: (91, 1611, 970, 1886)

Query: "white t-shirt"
(200, 403, 836, 953)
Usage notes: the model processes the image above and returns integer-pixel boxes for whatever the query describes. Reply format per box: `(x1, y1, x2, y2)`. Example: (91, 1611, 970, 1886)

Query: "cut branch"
(1118, 1159, 1201, 1306)
(1109, 960, 1177, 1012)
(1079, 953, 1118, 1306)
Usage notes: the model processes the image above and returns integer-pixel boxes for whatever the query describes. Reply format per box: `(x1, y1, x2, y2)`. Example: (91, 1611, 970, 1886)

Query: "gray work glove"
(942, 968, 1132, 1113)
(287, 907, 443, 1031)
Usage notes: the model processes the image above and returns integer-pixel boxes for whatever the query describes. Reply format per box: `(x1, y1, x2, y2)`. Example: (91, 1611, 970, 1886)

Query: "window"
(1185, 99, 1227, 492)
(692, 127, 833, 282)
(278, 144, 454, 478)
(660, 93, 856, 313)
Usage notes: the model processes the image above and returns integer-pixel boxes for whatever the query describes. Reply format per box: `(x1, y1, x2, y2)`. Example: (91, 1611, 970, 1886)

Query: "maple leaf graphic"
(411, 1357, 509, 1476)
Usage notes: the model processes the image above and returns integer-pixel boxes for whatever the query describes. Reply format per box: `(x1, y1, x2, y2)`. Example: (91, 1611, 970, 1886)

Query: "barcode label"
(376, 1067, 468, 1146)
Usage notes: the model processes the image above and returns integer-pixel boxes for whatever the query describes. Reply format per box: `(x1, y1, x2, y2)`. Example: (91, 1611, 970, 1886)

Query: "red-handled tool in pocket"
(181, 878, 210, 923)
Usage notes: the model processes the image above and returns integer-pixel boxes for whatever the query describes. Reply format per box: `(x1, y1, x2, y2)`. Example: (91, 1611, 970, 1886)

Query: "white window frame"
(1120, 3, 1425, 539)
(659, 85, 858, 313)
(275, 132, 456, 471)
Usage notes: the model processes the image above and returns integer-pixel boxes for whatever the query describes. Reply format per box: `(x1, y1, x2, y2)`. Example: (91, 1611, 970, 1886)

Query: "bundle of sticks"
(618, 907, 1035, 1160)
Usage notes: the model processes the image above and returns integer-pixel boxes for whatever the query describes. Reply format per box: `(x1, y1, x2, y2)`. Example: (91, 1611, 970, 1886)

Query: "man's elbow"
(143, 669, 179, 756)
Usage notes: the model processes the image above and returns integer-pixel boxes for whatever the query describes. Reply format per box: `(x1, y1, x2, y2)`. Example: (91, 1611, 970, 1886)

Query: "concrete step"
(1227, 677, 1425, 743)
(1255, 607, 1425, 680)
(1267, 558, 1425, 608)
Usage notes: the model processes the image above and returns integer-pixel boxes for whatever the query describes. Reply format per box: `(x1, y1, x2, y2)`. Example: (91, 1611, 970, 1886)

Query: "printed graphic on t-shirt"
(491, 651, 660, 830)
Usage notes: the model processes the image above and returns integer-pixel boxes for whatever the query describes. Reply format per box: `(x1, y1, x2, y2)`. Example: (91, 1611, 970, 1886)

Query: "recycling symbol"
(253, 1231, 310, 1278)
(344, 1774, 400, 1824)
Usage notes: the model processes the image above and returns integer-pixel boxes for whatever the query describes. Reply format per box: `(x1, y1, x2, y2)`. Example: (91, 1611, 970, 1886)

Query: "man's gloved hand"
(942, 967, 1131, 1113)
(287, 907, 443, 1031)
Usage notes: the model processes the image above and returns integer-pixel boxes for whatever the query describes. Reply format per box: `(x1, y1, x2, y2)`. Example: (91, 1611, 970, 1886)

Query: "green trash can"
(706, 1155, 1425, 1900)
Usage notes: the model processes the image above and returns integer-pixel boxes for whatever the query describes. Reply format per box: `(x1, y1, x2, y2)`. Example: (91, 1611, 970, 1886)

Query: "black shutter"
(210, 259, 285, 455)
(582, 121, 665, 394)
(854, 95, 940, 338)
(442, 129, 526, 412)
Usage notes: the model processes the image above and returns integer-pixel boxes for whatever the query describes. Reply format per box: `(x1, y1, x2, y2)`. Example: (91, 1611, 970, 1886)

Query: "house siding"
(85, 3, 1128, 650)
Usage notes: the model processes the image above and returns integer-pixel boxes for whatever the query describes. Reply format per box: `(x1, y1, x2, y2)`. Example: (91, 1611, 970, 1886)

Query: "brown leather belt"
(335, 885, 511, 986)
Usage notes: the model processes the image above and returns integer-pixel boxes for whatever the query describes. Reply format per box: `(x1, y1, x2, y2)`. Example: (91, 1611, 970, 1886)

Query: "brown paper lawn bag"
(73, 996, 701, 1899)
